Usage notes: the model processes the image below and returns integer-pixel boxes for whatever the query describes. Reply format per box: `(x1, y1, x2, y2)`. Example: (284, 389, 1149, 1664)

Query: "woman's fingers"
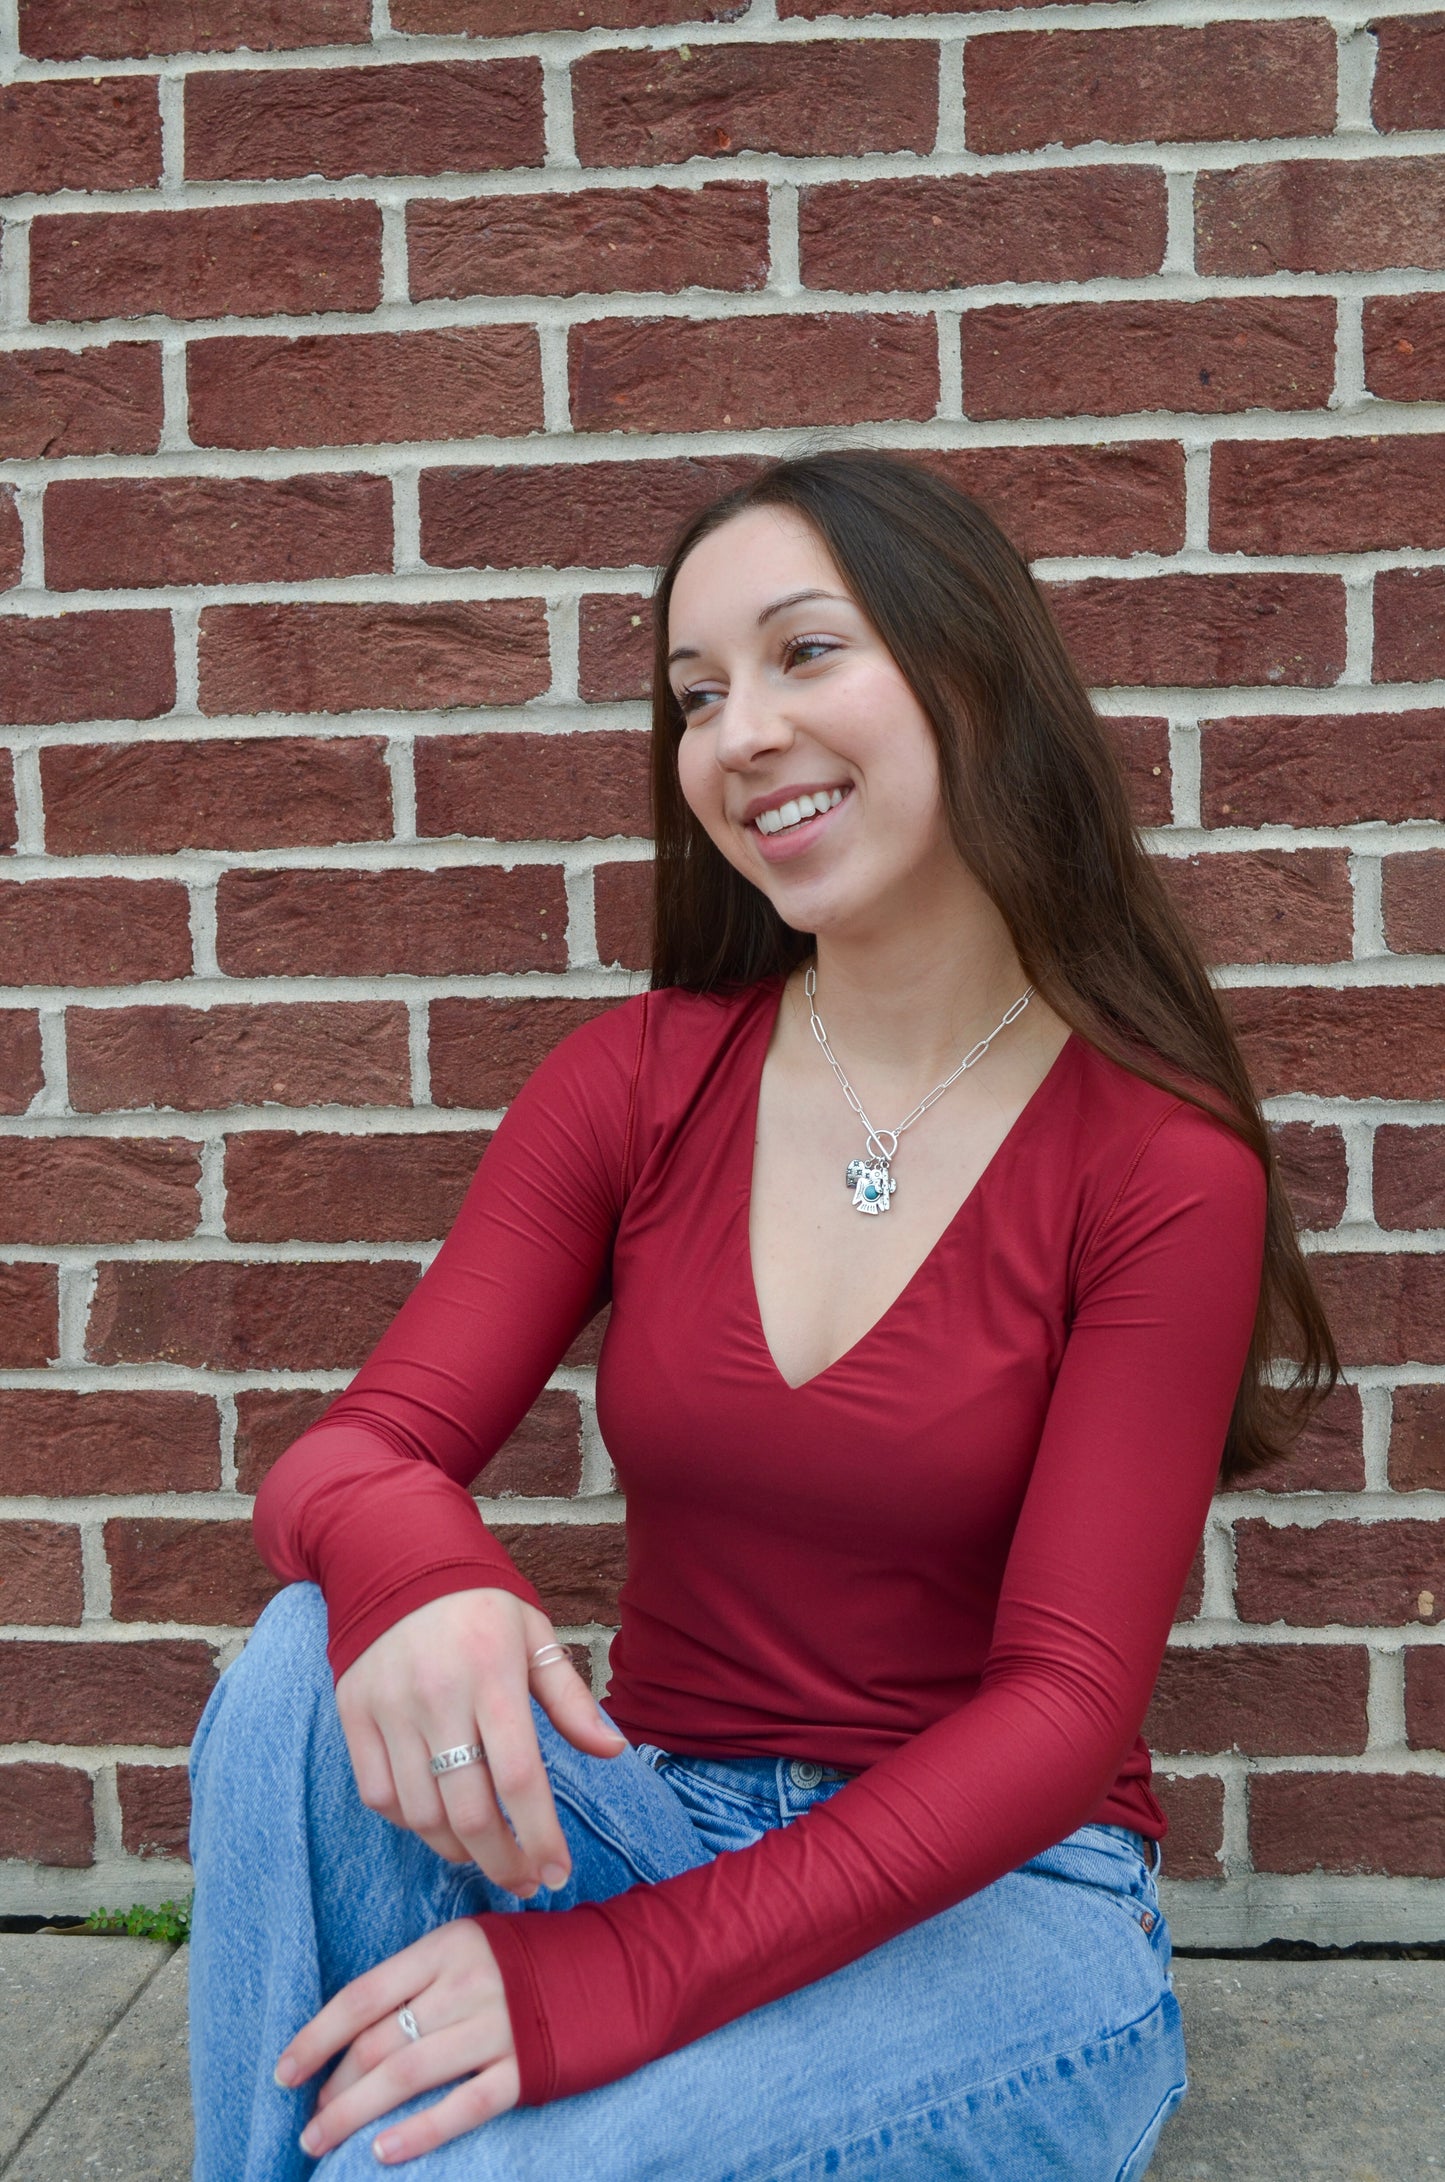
(382, 1724, 480, 1868)
(298, 2018, 506, 2162)
(466, 1675, 573, 1893)
(372, 2058, 522, 2167)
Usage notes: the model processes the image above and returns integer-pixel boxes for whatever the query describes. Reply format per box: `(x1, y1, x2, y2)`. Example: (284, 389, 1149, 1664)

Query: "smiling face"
(666, 504, 964, 944)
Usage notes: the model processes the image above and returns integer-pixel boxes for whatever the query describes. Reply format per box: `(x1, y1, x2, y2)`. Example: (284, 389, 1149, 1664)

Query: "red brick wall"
(0, 0, 1442, 1927)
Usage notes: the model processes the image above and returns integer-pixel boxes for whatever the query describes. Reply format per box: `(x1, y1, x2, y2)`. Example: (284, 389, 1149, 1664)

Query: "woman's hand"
(276, 1920, 518, 2166)
(334, 1587, 627, 1898)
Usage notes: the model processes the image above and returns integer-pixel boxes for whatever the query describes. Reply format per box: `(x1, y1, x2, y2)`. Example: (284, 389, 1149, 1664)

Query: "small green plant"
(82, 1893, 192, 1944)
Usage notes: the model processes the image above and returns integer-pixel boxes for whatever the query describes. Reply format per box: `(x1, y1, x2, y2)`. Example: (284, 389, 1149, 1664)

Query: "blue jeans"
(189, 1584, 1187, 2180)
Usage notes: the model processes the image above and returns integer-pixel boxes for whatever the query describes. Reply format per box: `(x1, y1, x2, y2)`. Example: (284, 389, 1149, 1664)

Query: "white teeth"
(755, 787, 846, 836)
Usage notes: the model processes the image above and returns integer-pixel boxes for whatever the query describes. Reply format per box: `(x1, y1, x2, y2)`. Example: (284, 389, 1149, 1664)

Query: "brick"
(1392, 1385, 1445, 1491)
(1144, 1644, 1368, 1759)
(1155, 848, 1352, 967)
(0, 1013, 43, 1114)
(1384, 851, 1445, 956)
(962, 298, 1334, 420)
(1251, 1772, 1445, 1877)
(19, 1, 370, 58)
(234, 1387, 336, 1494)
(1045, 576, 1346, 690)
(0, 610, 174, 727)
(0, 1138, 200, 1245)
(781, 0, 1052, 12)
(0, 1522, 84, 1625)
(68, 1001, 411, 1114)
(1405, 1648, 1445, 1750)
(0, 491, 21, 592)
(0, 747, 14, 846)
(1375, 569, 1445, 682)
(216, 866, 567, 977)
(42, 736, 394, 854)
(198, 600, 549, 715)
(0, 879, 191, 987)
(107, 1517, 283, 1625)
(569, 314, 938, 433)
(573, 41, 936, 166)
(224, 1129, 489, 1242)
(1104, 717, 1172, 828)
(428, 995, 621, 1107)
(964, 22, 1335, 153)
(0, 343, 162, 458)
(410, 182, 767, 301)
(1152, 1773, 1224, 1880)
(1223, 986, 1445, 1103)
(394, 0, 740, 26)
(188, 59, 541, 184)
(415, 730, 650, 841)
(1376, 1124, 1445, 1230)
(0, 75, 160, 198)
(1365, 293, 1445, 401)
(117, 1764, 190, 1858)
(1222, 1377, 1366, 1495)
(1198, 158, 1445, 276)
(1308, 1254, 1445, 1368)
(1236, 1518, 1445, 1625)
(87, 1259, 421, 1371)
(594, 857, 650, 971)
(1202, 711, 1445, 827)
(30, 202, 382, 324)
(189, 327, 541, 450)
(492, 1521, 626, 1625)
(1371, 14, 1445, 130)
(1266, 1121, 1350, 1235)
(476, 1389, 584, 1499)
(800, 168, 1165, 291)
(45, 475, 393, 591)
(423, 446, 1183, 572)
(1213, 436, 1445, 554)
(422, 455, 769, 570)
(0, 1764, 94, 1867)
(0, 1638, 215, 1745)
(0, 1389, 219, 1496)
(579, 592, 651, 701)
(0, 1265, 57, 1366)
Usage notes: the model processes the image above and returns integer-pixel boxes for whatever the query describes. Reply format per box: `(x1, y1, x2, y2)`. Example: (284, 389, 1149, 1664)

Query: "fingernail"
(542, 1861, 568, 1889)
(596, 1707, 625, 1740)
(299, 2124, 320, 2155)
(274, 2059, 295, 2088)
(373, 2140, 394, 2164)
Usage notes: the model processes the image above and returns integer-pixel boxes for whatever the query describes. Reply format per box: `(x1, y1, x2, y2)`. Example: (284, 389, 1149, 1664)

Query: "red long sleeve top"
(253, 970, 1268, 2107)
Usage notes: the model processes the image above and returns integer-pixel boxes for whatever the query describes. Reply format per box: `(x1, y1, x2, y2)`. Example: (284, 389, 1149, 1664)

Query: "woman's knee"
(194, 1581, 333, 1767)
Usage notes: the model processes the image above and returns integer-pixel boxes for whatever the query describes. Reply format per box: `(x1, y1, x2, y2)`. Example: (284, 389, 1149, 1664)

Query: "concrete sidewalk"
(2, 1940, 1442, 2178)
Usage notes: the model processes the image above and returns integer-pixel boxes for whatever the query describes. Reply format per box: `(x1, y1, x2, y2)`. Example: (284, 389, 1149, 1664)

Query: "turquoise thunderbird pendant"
(846, 1156, 897, 1215)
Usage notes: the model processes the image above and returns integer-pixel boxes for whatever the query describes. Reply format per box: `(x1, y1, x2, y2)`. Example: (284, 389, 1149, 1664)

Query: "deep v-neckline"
(740, 973, 1077, 1394)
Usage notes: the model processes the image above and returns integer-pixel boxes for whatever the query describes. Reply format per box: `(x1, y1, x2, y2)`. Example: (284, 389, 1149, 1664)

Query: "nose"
(711, 670, 794, 769)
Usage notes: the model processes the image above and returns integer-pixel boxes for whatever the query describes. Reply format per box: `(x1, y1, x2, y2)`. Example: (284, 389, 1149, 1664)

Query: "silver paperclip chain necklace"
(804, 962, 1036, 1216)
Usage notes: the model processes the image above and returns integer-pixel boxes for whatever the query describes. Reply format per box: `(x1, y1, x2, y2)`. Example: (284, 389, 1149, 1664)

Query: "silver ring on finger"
(397, 2005, 421, 2043)
(429, 1743, 487, 1777)
(528, 1643, 568, 1671)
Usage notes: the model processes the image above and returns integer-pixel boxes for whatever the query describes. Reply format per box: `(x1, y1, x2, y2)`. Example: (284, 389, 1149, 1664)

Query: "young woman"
(188, 450, 1338, 2180)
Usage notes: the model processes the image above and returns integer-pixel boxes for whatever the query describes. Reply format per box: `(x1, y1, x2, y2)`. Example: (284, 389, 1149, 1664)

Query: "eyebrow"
(665, 589, 851, 670)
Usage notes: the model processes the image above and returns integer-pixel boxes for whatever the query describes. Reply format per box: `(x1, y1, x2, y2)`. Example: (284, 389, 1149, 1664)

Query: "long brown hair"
(645, 448, 1340, 1487)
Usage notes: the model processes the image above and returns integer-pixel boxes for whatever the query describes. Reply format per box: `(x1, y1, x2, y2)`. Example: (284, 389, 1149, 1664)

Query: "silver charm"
(846, 1155, 896, 1215)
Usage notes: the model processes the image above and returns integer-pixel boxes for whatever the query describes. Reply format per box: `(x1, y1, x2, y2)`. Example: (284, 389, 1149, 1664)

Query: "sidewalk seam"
(0, 1942, 177, 2181)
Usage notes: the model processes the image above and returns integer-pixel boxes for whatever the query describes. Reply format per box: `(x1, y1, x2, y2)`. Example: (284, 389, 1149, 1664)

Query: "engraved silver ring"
(428, 1743, 487, 1778)
(397, 2005, 421, 2042)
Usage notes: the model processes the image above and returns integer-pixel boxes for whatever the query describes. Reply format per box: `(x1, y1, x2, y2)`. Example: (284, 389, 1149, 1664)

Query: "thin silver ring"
(529, 1643, 568, 1670)
(397, 2005, 421, 2043)
(429, 1743, 487, 1778)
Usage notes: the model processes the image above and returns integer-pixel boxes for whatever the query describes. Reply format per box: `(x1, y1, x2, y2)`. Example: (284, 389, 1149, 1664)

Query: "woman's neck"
(786, 910, 1039, 1089)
